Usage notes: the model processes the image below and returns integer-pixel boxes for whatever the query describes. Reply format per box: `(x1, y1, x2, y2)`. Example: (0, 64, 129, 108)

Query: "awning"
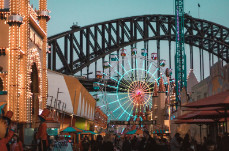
(176, 110, 229, 120)
(176, 111, 199, 119)
(126, 129, 143, 135)
(79, 130, 97, 135)
(136, 129, 143, 135)
(60, 126, 83, 133)
(47, 70, 96, 120)
(183, 90, 229, 108)
(35, 119, 60, 128)
(174, 118, 229, 124)
(182, 107, 224, 111)
(219, 117, 229, 122)
(153, 129, 169, 134)
(126, 129, 137, 135)
(174, 119, 215, 124)
(99, 132, 106, 136)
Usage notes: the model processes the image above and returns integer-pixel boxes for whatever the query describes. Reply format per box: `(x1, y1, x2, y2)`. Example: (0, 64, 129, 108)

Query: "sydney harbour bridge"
(47, 14, 229, 121)
(1, 0, 229, 150)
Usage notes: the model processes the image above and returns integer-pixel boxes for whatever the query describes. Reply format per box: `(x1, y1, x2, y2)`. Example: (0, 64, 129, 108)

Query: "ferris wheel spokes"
(96, 46, 169, 121)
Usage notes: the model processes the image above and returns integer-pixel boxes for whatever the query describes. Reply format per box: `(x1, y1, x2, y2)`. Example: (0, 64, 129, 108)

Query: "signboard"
(29, 26, 43, 49)
(109, 120, 156, 125)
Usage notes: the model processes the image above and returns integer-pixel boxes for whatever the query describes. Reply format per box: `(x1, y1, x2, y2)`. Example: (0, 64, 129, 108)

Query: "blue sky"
(30, 0, 229, 36)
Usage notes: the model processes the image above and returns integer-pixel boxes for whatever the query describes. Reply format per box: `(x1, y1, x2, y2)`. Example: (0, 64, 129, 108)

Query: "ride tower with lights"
(175, 0, 187, 104)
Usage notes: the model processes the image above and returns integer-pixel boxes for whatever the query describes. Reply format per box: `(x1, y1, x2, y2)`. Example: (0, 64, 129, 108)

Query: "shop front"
(94, 107, 108, 133)
(47, 70, 97, 149)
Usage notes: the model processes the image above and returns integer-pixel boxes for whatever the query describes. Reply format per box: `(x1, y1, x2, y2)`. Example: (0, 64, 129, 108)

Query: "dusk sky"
(29, 0, 228, 80)
(30, 0, 229, 36)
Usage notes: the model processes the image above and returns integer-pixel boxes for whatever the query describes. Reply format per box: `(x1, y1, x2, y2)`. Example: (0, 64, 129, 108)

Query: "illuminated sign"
(29, 26, 43, 49)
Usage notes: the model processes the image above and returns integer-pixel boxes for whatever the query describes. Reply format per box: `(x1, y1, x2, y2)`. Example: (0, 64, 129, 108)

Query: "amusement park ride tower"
(175, 0, 187, 103)
(0, 0, 49, 125)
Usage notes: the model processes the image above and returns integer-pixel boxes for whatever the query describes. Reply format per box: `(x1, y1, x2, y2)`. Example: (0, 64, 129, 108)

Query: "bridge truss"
(48, 14, 229, 82)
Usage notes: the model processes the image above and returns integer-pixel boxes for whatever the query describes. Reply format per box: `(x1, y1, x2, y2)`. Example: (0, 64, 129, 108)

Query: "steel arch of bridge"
(48, 14, 229, 75)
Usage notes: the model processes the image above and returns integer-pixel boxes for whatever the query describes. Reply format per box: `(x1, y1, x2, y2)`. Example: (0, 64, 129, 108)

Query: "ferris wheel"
(93, 47, 169, 121)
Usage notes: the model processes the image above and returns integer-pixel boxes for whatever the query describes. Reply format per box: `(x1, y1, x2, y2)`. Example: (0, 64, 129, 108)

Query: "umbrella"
(61, 127, 83, 133)
(136, 129, 143, 135)
(126, 130, 137, 135)
(79, 130, 97, 135)
(99, 132, 106, 136)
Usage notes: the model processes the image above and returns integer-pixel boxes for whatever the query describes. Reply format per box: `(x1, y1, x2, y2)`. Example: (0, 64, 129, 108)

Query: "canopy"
(99, 132, 106, 136)
(182, 107, 223, 111)
(61, 127, 83, 133)
(79, 130, 97, 135)
(176, 110, 229, 120)
(47, 70, 96, 120)
(126, 129, 143, 135)
(174, 119, 215, 124)
(176, 111, 199, 119)
(136, 129, 143, 135)
(183, 90, 229, 108)
(126, 130, 137, 135)
(175, 118, 229, 124)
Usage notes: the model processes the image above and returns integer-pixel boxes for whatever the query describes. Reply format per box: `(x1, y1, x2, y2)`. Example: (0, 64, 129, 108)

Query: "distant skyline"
(30, 0, 229, 36)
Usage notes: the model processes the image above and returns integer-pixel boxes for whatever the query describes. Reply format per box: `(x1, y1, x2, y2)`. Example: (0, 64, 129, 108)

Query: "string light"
(94, 107, 108, 129)
(5, 1, 48, 123)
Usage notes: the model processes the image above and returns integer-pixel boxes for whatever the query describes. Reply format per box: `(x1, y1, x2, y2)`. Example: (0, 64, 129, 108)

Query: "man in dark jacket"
(131, 135, 138, 151)
(141, 130, 158, 151)
(122, 136, 131, 151)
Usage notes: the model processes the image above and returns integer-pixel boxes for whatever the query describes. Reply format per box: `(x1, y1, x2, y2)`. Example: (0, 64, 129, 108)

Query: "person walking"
(102, 133, 114, 151)
(170, 133, 181, 151)
(181, 134, 191, 151)
(131, 135, 138, 151)
(92, 135, 103, 151)
(90, 136, 96, 151)
(141, 130, 158, 151)
(82, 136, 90, 151)
(10, 134, 23, 151)
(122, 136, 131, 151)
(0, 111, 16, 151)
(36, 109, 51, 151)
(220, 133, 229, 151)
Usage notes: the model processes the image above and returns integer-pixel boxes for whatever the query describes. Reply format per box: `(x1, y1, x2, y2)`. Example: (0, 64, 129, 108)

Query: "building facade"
(171, 62, 229, 143)
(0, 0, 49, 125)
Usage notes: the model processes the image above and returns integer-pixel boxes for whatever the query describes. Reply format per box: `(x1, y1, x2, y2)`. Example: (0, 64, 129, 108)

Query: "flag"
(198, 3, 200, 7)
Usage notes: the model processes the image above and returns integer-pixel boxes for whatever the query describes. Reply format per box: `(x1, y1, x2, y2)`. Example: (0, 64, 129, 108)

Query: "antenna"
(198, 3, 200, 18)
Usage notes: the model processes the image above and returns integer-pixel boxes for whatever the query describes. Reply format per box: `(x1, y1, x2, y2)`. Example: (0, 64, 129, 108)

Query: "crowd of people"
(1, 107, 228, 151)
(170, 132, 229, 151)
(77, 131, 229, 151)
(79, 130, 169, 151)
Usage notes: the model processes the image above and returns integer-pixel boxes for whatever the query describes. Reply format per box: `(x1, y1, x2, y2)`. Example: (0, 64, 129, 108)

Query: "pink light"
(136, 90, 142, 97)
